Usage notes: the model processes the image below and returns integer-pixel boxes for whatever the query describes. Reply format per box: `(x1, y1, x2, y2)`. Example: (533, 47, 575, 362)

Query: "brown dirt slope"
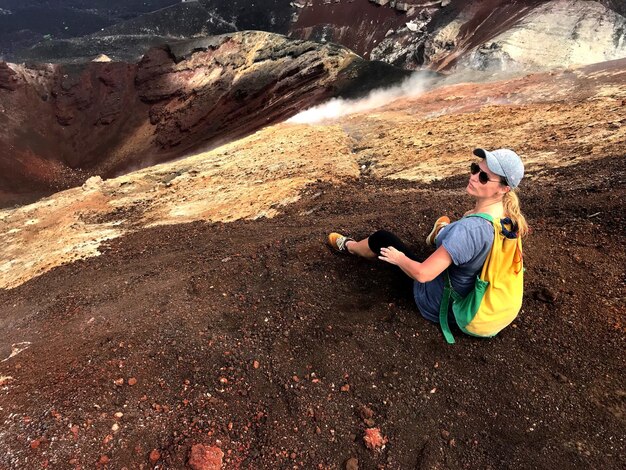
(0, 157, 624, 469)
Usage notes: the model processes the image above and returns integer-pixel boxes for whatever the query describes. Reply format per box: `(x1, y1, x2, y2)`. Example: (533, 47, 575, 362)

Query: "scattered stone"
(534, 286, 558, 303)
(253, 360, 260, 369)
(92, 54, 112, 63)
(359, 405, 374, 420)
(30, 439, 41, 449)
(406, 21, 419, 32)
(363, 428, 387, 450)
(128, 377, 138, 386)
(114, 412, 124, 419)
(82, 176, 103, 191)
(441, 430, 450, 439)
(149, 449, 161, 463)
(111, 423, 120, 432)
(114, 378, 124, 386)
(0, 375, 13, 386)
(99, 455, 110, 465)
(340, 384, 350, 392)
(188, 444, 224, 470)
(346, 457, 359, 470)
(554, 372, 569, 383)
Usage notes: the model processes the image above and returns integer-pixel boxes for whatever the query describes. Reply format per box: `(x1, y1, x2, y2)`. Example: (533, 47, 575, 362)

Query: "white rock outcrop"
(470, 0, 626, 70)
(82, 176, 104, 191)
(92, 54, 112, 62)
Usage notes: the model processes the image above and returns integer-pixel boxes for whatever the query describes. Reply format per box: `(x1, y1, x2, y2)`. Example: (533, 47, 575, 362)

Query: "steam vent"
(1, 1, 625, 469)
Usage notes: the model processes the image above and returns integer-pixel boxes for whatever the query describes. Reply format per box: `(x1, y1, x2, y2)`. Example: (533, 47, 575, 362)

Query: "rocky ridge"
(0, 31, 408, 207)
(439, 0, 626, 72)
(8, 1, 626, 74)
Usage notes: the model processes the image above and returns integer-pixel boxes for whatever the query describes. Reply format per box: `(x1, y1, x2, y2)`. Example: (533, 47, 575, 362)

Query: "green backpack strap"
(438, 213, 494, 344)
(439, 271, 455, 344)
(464, 212, 494, 223)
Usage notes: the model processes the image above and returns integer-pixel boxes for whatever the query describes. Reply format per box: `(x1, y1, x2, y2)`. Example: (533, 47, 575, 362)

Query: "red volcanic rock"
(188, 444, 224, 470)
(363, 428, 387, 450)
(293, 0, 410, 59)
(345, 457, 359, 470)
(149, 449, 161, 463)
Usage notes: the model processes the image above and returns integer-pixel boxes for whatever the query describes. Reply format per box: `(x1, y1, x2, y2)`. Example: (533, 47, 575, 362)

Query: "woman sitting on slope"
(328, 148, 528, 339)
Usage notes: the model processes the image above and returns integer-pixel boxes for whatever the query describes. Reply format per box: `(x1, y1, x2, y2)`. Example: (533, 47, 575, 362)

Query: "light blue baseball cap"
(473, 148, 524, 189)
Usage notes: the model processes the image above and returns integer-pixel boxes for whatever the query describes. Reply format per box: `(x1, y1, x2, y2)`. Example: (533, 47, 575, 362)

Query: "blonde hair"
(503, 190, 529, 238)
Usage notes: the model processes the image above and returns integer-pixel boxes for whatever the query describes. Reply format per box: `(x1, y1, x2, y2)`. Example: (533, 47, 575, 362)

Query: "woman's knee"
(368, 230, 399, 255)
(369, 230, 394, 243)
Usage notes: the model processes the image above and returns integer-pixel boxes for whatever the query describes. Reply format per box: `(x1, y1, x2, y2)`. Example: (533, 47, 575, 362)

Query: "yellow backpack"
(439, 214, 524, 344)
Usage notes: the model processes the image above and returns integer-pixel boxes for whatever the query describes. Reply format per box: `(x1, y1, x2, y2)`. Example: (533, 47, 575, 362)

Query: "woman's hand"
(379, 246, 407, 266)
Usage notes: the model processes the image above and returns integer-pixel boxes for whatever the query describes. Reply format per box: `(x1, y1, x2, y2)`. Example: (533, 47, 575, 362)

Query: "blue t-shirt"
(413, 216, 494, 322)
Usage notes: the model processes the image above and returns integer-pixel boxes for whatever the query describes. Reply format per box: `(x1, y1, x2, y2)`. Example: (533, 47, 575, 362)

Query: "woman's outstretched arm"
(379, 245, 452, 283)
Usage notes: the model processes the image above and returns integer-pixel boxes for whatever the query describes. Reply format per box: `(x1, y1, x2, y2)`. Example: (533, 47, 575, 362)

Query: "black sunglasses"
(470, 162, 507, 185)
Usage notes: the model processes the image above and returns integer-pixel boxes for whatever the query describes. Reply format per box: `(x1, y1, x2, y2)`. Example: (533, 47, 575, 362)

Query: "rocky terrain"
(3, 0, 626, 208)
(297, 0, 626, 71)
(0, 0, 181, 58)
(0, 31, 409, 207)
(7, 1, 626, 73)
(0, 55, 624, 469)
(1, 2, 625, 469)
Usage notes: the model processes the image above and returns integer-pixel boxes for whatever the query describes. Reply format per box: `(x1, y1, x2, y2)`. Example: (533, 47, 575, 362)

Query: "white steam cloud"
(287, 72, 436, 124)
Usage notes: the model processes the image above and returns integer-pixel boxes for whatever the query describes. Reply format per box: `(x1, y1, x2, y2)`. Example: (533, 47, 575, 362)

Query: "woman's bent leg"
(344, 230, 418, 261)
(345, 239, 377, 259)
(367, 230, 419, 261)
